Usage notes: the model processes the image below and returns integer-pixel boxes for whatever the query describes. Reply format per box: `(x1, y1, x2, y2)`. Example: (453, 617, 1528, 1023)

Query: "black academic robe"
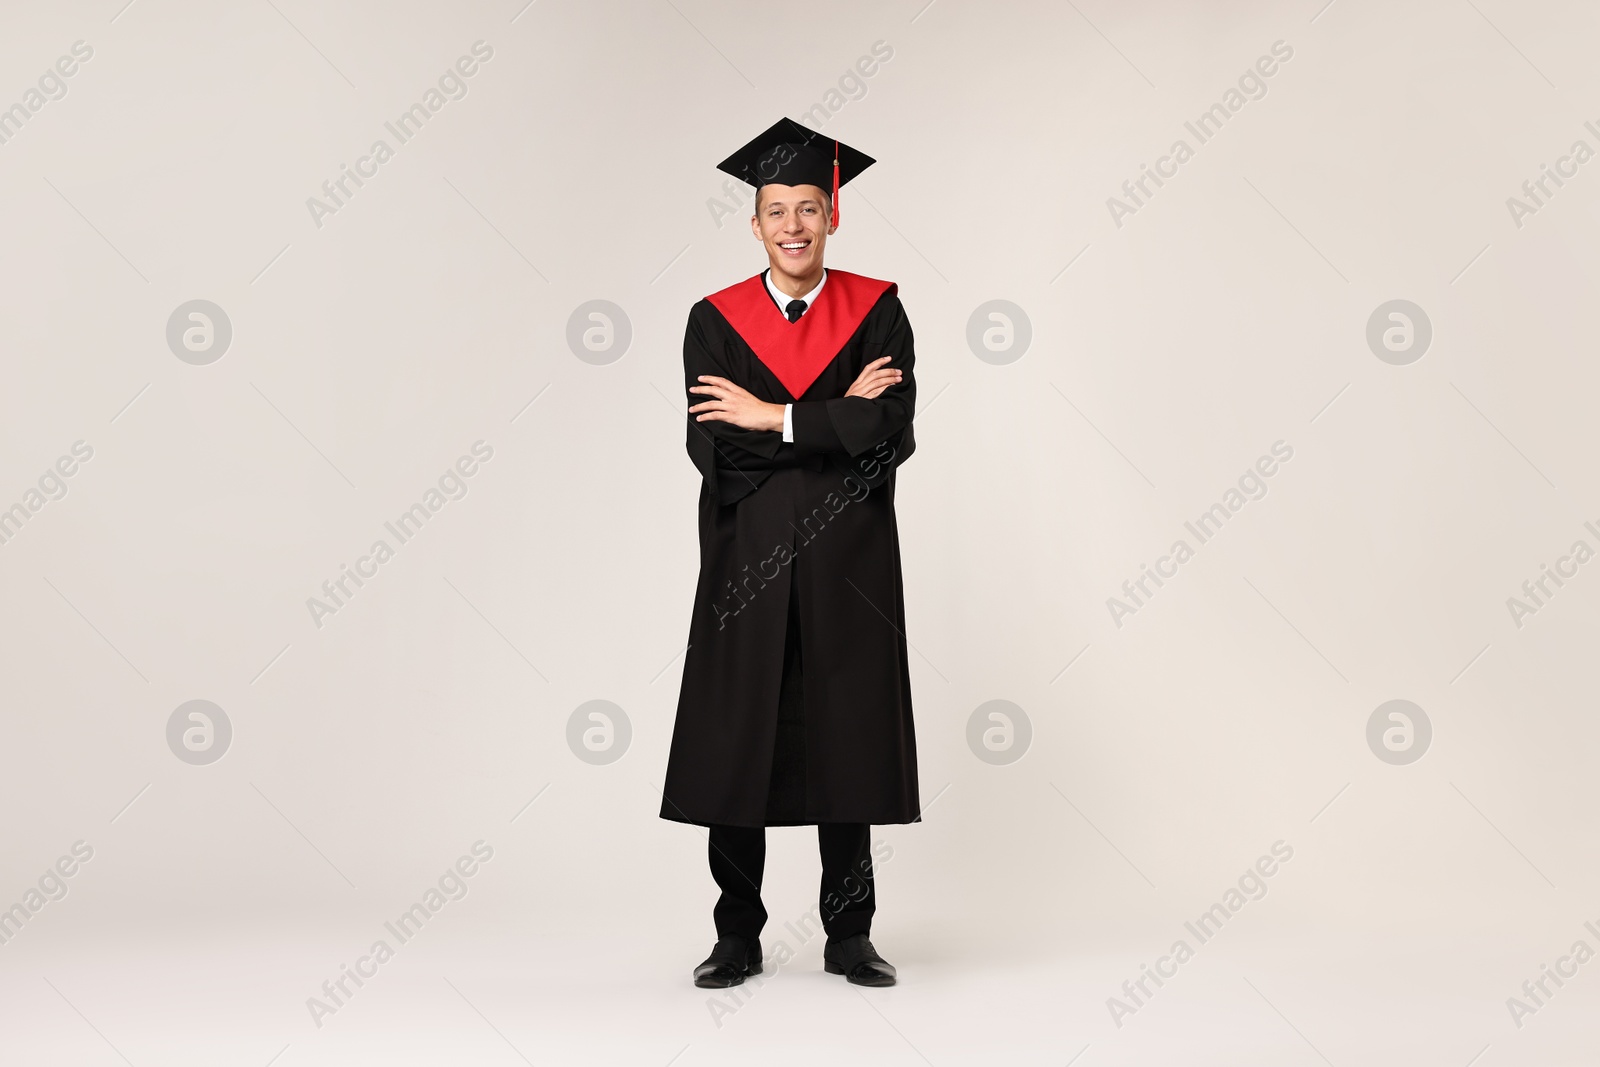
(659, 268, 922, 829)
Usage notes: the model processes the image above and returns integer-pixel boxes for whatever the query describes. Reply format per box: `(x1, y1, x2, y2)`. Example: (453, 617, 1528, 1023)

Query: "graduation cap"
(716, 117, 875, 228)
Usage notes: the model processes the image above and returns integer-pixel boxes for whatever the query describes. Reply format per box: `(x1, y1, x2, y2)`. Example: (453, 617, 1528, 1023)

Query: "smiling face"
(751, 183, 835, 294)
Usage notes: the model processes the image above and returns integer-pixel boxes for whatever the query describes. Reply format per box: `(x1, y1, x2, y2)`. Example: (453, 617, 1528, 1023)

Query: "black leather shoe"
(823, 933, 897, 986)
(692, 935, 763, 988)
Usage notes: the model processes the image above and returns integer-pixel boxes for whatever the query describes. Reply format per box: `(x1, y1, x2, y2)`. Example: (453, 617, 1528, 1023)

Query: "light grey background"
(3, 1, 1598, 1064)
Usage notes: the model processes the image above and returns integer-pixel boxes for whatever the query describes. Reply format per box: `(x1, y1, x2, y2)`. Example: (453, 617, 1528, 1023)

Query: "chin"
(771, 256, 819, 275)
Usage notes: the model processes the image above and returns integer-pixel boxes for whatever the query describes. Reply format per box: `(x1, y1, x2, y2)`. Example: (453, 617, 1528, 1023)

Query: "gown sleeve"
(682, 302, 790, 505)
(789, 291, 916, 463)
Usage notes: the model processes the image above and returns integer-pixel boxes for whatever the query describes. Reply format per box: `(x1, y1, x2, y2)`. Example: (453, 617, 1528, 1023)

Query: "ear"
(750, 213, 761, 239)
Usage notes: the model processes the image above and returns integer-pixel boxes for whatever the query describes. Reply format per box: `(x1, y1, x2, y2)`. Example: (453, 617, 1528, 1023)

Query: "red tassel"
(831, 139, 840, 228)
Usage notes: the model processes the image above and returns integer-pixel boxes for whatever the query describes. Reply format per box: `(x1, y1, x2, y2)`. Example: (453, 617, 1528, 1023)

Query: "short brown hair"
(754, 185, 833, 218)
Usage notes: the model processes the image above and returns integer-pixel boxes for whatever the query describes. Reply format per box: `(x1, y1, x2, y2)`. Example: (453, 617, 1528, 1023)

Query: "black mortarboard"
(716, 117, 875, 228)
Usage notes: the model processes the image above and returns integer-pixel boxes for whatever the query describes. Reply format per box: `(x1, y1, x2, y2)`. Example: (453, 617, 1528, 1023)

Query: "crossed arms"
(689, 357, 901, 432)
(681, 295, 917, 503)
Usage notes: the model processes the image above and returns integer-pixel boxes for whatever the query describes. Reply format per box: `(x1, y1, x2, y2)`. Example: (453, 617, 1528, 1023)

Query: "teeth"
(780, 241, 808, 248)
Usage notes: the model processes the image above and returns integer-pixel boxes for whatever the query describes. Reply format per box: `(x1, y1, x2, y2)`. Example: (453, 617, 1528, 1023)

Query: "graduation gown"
(659, 268, 922, 829)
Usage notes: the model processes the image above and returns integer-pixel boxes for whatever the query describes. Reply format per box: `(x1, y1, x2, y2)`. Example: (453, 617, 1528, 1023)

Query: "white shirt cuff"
(781, 403, 794, 443)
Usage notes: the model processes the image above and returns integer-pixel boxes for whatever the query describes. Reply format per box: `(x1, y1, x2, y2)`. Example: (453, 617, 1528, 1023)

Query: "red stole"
(705, 269, 896, 400)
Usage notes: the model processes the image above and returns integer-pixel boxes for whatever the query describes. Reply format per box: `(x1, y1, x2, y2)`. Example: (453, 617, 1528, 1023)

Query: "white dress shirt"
(765, 269, 827, 443)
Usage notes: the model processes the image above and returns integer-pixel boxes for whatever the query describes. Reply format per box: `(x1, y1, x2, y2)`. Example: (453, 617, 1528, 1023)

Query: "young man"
(658, 118, 921, 989)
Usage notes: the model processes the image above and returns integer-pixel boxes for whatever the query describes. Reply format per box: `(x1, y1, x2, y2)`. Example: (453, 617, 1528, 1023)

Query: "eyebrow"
(765, 199, 821, 209)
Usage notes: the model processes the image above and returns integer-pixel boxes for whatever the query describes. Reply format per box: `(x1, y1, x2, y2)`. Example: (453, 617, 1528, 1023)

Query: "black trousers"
(708, 822, 875, 942)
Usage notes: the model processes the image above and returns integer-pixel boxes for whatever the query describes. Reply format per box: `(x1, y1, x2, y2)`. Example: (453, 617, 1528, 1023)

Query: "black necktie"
(785, 299, 806, 323)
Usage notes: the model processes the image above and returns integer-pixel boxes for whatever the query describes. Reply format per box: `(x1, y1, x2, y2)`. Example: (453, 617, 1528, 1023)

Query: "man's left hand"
(690, 376, 784, 432)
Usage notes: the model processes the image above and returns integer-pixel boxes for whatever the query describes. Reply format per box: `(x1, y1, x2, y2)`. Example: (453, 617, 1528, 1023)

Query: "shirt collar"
(764, 267, 827, 313)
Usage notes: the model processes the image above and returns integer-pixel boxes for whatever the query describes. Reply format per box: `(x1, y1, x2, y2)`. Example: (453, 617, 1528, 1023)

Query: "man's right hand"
(844, 356, 902, 400)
